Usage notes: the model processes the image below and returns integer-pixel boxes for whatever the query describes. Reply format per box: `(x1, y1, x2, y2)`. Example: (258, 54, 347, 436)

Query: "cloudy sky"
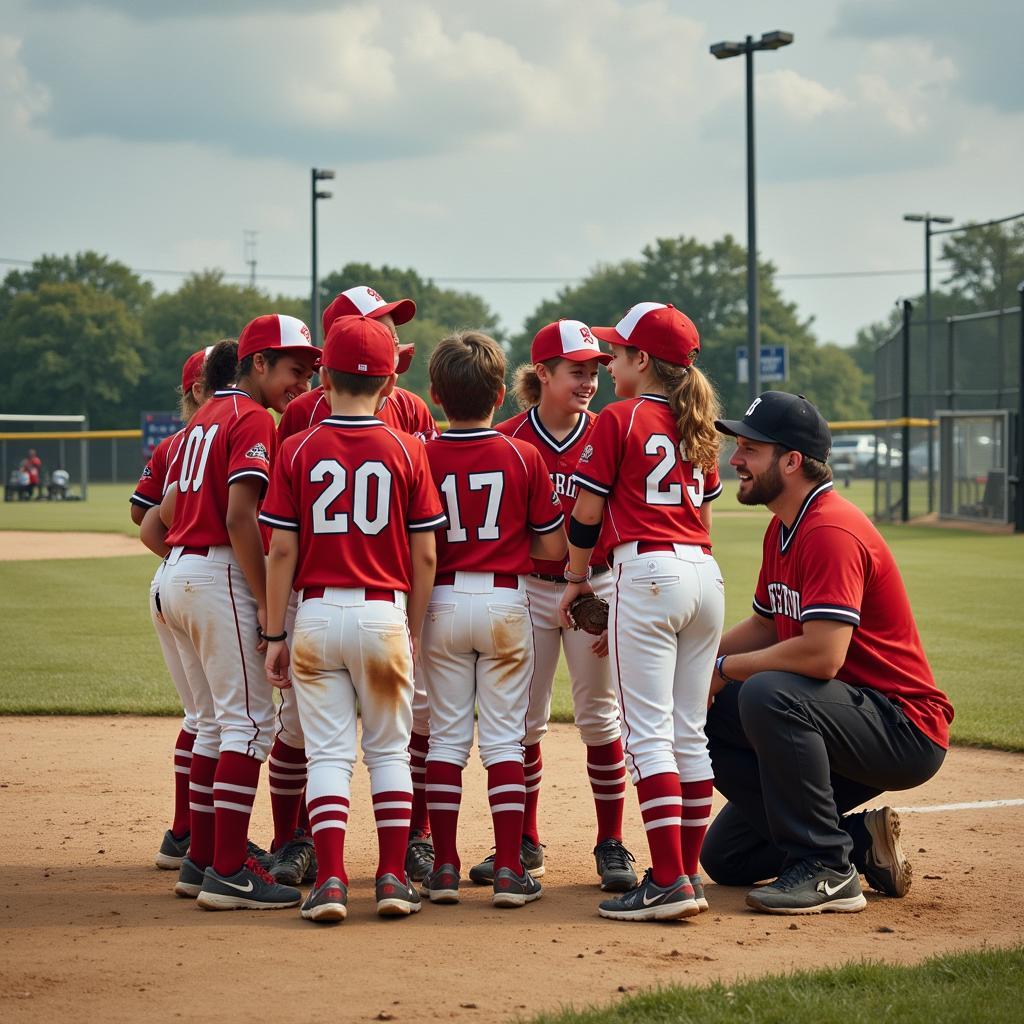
(2, 0, 1021, 344)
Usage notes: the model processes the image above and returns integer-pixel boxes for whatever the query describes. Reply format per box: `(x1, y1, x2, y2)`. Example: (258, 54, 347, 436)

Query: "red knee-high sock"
(425, 761, 463, 871)
(308, 794, 349, 886)
(373, 789, 413, 880)
(521, 742, 542, 844)
(680, 778, 714, 876)
(408, 732, 430, 837)
(587, 738, 626, 844)
(172, 729, 196, 837)
(212, 752, 261, 877)
(268, 738, 307, 849)
(637, 773, 684, 887)
(188, 753, 217, 868)
(488, 761, 527, 873)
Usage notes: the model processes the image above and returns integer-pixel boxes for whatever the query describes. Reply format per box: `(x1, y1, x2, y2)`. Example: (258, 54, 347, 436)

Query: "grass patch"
(529, 944, 1024, 1024)
(0, 482, 138, 536)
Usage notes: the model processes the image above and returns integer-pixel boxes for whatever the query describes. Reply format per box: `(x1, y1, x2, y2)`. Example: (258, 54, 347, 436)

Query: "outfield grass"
(529, 945, 1023, 1024)
(0, 482, 138, 536)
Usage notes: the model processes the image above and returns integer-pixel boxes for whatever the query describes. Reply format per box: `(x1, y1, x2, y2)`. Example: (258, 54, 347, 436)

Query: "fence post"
(901, 300, 912, 523)
(1016, 283, 1024, 533)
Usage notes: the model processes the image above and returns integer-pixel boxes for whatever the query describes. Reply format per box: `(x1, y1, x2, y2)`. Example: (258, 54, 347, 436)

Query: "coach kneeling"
(703, 392, 953, 915)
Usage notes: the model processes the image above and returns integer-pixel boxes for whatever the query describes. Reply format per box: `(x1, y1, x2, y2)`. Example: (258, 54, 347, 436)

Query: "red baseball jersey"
(278, 384, 438, 444)
(424, 429, 564, 576)
(164, 389, 277, 549)
(130, 428, 188, 510)
(753, 483, 953, 748)
(495, 407, 609, 574)
(572, 394, 722, 550)
(259, 416, 446, 592)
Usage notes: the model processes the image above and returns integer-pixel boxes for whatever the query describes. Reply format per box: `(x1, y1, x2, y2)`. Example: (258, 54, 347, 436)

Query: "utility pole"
(243, 230, 258, 288)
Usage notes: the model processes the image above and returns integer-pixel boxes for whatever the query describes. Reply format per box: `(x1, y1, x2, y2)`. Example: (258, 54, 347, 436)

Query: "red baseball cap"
(591, 303, 701, 367)
(322, 286, 417, 374)
(321, 315, 399, 376)
(531, 320, 612, 365)
(237, 314, 321, 363)
(180, 345, 213, 392)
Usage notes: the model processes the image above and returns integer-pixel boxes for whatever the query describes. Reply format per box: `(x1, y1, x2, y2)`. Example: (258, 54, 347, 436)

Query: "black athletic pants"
(702, 671, 946, 883)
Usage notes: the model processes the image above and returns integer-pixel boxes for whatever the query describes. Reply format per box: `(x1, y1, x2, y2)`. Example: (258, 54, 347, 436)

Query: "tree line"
(1, 223, 1019, 429)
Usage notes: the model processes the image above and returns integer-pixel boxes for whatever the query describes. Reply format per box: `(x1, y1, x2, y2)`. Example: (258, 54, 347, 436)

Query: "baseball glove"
(568, 593, 609, 635)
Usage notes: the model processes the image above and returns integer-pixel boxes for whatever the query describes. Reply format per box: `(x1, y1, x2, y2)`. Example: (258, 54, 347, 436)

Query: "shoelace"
(598, 840, 635, 871)
(771, 859, 823, 892)
(246, 856, 278, 885)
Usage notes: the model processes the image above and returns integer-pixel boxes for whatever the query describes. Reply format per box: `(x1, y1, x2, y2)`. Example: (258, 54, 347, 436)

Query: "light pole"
(311, 168, 335, 344)
(711, 30, 794, 404)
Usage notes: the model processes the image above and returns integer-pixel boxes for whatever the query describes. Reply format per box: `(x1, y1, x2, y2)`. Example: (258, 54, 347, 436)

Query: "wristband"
(568, 515, 601, 549)
(563, 565, 593, 584)
(258, 626, 287, 643)
(715, 655, 740, 684)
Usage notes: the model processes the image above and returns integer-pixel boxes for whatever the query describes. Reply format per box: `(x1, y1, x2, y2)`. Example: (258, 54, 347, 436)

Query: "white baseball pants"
(420, 574, 534, 769)
(149, 560, 199, 735)
(608, 543, 725, 784)
(523, 572, 621, 747)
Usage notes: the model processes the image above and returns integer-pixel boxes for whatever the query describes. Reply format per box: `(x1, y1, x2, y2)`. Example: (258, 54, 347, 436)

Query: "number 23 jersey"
(572, 394, 722, 550)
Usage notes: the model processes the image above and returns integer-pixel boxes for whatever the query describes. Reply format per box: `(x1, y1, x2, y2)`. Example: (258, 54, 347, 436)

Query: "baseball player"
(471, 320, 636, 893)
(559, 303, 725, 922)
(272, 285, 439, 887)
(261, 314, 446, 923)
(130, 345, 214, 870)
(158, 314, 320, 911)
(418, 332, 566, 908)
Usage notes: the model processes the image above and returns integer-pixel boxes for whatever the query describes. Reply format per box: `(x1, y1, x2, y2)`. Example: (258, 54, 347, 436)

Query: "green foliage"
(941, 220, 1024, 311)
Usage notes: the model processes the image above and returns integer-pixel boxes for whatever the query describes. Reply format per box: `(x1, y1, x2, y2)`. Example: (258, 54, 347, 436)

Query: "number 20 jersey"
(572, 394, 722, 550)
(259, 416, 447, 592)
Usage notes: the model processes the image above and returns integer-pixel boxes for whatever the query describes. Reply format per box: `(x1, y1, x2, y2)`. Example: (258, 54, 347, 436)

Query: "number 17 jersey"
(572, 394, 722, 550)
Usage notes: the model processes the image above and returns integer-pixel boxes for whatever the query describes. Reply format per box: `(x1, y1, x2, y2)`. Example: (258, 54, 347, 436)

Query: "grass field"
(530, 945, 1024, 1024)
(0, 484, 1021, 749)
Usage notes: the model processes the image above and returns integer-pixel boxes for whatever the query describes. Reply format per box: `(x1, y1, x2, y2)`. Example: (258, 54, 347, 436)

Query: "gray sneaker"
(862, 807, 912, 898)
(375, 873, 422, 916)
(469, 838, 545, 885)
(247, 840, 274, 870)
(173, 856, 205, 898)
(405, 830, 435, 883)
(689, 873, 709, 912)
(594, 838, 638, 892)
(746, 860, 867, 915)
(269, 833, 315, 886)
(492, 865, 543, 908)
(598, 868, 698, 922)
(156, 830, 190, 871)
(301, 876, 348, 923)
(420, 863, 461, 904)
(195, 858, 302, 911)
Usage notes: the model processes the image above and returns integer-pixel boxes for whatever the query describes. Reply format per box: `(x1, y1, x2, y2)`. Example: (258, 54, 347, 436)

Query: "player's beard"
(737, 459, 785, 506)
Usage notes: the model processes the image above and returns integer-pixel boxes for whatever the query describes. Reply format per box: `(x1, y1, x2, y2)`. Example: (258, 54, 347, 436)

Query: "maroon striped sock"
(488, 761, 527, 873)
(425, 761, 463, 871)
(408, 731, 430, 836)
(373, 789, 413, 880)
(268, 738, 307, 849)
(308, 794, 349, 886)
(680, 778, 714, 876)
(172, 729, 196, 837)
(187, 753, 217, 868)
(637, 773, 684, 886)
(521, 743, 542, 845)
(212, 751, 260, 877)
(587, 739, 626, 844)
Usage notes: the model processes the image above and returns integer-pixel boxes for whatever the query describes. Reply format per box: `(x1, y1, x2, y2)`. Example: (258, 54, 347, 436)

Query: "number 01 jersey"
(164, 388, 277, 549)
(572, 394, 722, 550)
(424, 428, 565, 576)
(259, 416, 447, 592)
(130, 428, 188, 511)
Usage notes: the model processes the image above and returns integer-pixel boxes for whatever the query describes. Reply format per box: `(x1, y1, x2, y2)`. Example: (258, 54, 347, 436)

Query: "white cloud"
(0, 34, 49, 131)
(758, 69, 851, 121)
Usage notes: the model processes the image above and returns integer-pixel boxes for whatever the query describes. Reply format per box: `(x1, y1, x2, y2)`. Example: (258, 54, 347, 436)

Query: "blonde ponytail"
(651, 358, 721, 473)
(511, 363, 542, 410)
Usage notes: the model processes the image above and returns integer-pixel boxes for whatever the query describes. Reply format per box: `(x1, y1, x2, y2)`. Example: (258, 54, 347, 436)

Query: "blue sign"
(141, 411, 184, 457)
(736, 345, 788, 384)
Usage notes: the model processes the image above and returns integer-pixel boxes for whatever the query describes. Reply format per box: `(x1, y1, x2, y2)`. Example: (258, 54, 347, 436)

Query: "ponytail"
(511, 357, 565, 411)
(650, 358, 721, 473)
(202, 339, 239, 395)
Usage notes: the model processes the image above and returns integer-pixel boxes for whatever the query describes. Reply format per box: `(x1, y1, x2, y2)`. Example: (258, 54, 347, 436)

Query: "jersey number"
(644, 434, 704, 507)
(440, 471, 504, 543)
(177, 424, 220, 492)
(310, 459, 392, 536)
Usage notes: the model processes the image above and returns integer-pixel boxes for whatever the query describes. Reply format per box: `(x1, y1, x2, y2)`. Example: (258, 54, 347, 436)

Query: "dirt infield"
(2, 719, 1022, 1024)
(0, 531, 143, 561)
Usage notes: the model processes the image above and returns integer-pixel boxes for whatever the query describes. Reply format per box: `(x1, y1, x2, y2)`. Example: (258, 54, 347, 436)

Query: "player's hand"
(559, 580, 593, 629)
(591, 629, 609, 658)
(266, 640, 291, 689)
(256, 604, 269, 653)
(707, 669, 728, 707)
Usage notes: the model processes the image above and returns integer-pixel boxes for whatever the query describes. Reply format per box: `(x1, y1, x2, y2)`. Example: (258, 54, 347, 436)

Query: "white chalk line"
(893, 798, 1024, 814)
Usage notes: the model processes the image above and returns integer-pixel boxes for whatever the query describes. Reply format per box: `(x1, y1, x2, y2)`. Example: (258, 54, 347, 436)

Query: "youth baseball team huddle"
(130, 285, 953, 925)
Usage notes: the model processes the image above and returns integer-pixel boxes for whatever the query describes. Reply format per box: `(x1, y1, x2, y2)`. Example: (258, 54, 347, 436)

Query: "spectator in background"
(21, 449, 42, 499)
(49, 468, 70, 500)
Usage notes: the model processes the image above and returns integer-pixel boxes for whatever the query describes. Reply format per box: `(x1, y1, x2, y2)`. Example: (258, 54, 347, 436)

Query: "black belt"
(530, 565, 610, 584)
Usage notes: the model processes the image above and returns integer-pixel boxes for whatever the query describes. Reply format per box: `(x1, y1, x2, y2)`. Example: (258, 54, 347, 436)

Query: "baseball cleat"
(269, 832, 315, 887)
(173, 856, 205, 899)
(195, 857, 301, 911)
(420, 863, 461, 903)
(688, 873, 709, 912)
(155, 829, 190, 870)
(375, 872, 422, 916)
(746, 860, 867, 915)
(594, 838, 638, 892)
(469, 837, 545, 885)
(246, 839, 274, 870)
(405, 829, 435, 883)
(301, 876, 348, 923)
(861, 807, 912, 898)
(597, 868, 699, 922)
(492, 865, 543, 908)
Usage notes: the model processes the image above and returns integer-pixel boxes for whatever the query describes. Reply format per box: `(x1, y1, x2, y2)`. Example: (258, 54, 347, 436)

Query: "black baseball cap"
(716, 391, 832, 462)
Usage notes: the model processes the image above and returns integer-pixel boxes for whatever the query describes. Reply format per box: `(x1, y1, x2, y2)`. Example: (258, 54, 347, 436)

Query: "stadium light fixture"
(311, 168, 336, 345)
